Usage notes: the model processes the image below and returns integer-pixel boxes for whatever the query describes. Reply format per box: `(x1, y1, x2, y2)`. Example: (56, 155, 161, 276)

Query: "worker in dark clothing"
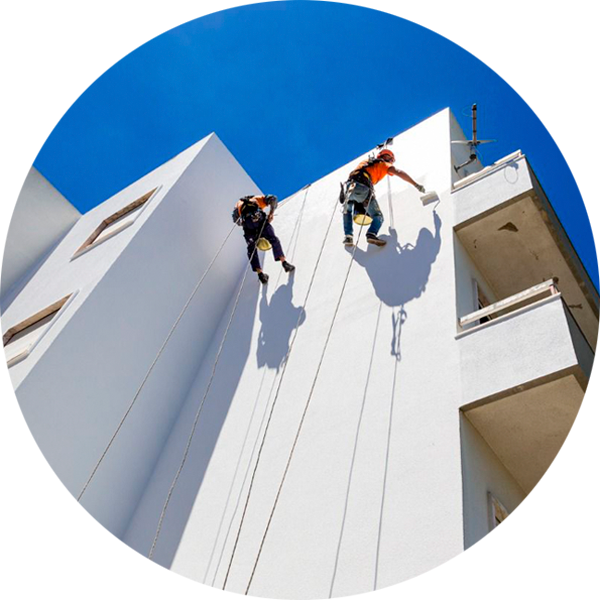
(341, 148, 424, 247)
(233, 194, 295, 284)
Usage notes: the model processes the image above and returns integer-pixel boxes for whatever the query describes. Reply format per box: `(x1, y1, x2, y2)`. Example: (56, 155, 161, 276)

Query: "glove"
(415, 184, 425, 194)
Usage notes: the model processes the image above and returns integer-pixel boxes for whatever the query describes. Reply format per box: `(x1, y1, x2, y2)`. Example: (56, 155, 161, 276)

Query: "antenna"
(452, 104, 496, 172)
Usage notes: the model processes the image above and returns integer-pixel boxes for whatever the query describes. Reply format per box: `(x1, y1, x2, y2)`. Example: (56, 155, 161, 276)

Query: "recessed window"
(489, 494, 510, 600)
(73, 188, 157, 257)
(3, 294, 73, 367)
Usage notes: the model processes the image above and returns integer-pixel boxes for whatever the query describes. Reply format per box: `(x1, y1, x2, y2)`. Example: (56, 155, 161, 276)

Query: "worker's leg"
(261, 223, 285, 262)
(343, 182, 371, 237)
(366, 197, 384, 236)
(243, 230, 262, 271)
(343, 203, 354, 236)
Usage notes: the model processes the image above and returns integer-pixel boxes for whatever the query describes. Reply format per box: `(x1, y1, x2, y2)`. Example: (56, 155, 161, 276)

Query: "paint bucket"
(353, 214, 373, 226)
(257, 238, 272, 251)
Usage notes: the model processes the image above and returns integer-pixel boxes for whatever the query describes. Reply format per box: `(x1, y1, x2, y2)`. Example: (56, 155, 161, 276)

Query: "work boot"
(366, 233, 387, 247)
(343, 235, 354, 246)
(258, 272, 269, 284)
(282, 261, 295, 273)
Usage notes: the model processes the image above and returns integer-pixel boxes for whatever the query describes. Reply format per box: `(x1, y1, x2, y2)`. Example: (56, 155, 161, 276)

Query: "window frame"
(3, 292, 77, 367)
(71, 187, 159, 259)
(473, 278, 493, 325)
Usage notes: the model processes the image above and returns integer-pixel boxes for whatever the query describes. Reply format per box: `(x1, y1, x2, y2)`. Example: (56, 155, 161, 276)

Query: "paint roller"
(420, 190, 439, 206)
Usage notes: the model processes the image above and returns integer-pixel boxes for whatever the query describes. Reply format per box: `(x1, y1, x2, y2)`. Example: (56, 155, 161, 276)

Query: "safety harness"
(232, 196, 264, 225)
(348, 156, 385, 188)
(339, 156, 384, 206)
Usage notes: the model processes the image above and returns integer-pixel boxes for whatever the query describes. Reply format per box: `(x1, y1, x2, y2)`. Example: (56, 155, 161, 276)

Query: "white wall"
(1, 167, 80, 308)
(8, 109, 584, 599)
(457, 295, 581, 404)
(453, 233, 498, 328)
(460, 415, 526, 549)
(9, 133, 262, 538)
(124, 110, 469, 597)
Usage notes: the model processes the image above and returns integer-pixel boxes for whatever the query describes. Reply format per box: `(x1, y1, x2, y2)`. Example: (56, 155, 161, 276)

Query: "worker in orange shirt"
(341, 149, 424, 246)
(233, 194, 295, 284)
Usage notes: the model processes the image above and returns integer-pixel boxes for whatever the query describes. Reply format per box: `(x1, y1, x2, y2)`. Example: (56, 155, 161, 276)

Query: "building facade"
(2, 110, 596, 598)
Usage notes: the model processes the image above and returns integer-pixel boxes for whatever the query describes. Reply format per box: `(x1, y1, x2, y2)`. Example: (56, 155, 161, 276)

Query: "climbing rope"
(374, 317, 402, 590)
(78, 187, 309, 503)
(202, 184, 311, 594)
(235, 193, 375, 595)
(204, 185, 311, 583)
(329, 300, 383, 597)
(77, 219, 241, 502)
(206, 368, 279, 586)
(243, 195, 373, 593)
(149, 185, 311, 561)
(222, 186, 339, 591)
(387, 176, 395, 230)
(148, 214, 270, 559)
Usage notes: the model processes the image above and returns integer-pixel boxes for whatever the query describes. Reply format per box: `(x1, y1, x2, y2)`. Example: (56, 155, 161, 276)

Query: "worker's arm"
(389, 166, 425, 193)
(264, 194, 278, 222)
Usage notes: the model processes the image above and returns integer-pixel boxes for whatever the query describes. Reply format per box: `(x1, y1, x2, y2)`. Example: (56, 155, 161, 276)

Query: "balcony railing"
(459, 279, 559, 330)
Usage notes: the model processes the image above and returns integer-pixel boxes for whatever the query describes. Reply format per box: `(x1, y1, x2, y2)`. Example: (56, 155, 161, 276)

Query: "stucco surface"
(460, 415, 525, 549)
(1, 167, 80, 307)
(125, 111, 468, 597)
(4, 110, 594, 599)
(457, 295, 582, 404)
(8, 134, 262, 537)
(464, 375, 584, 494)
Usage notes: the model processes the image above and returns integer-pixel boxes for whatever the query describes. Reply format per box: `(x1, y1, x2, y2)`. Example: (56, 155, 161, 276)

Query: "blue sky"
(34, 1, 598, 287)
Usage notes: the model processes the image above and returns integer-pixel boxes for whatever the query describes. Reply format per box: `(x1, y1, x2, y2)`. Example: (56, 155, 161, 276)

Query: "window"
(3, 294, 73, 367)
(73, 188, 157, 257)
(489, 494, 510, 600)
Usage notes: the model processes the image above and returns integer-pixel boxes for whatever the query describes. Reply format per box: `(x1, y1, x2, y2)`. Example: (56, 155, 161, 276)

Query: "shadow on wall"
(135, 277, 261, 569)
(257, 275, 306, 371)
(351, 210, 442, 310)
(351, 208, 442, 354)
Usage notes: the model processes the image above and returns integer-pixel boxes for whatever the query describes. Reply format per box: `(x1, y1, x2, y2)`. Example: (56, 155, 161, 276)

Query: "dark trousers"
(243, 220, 284, 271)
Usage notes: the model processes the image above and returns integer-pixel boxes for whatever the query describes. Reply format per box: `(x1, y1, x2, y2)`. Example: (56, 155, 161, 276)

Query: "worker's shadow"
(256, 275, 306, 371)
(350, 210, 442, 315)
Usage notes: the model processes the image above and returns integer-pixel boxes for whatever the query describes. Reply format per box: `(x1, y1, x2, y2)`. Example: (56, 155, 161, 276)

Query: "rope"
(222, 187, 338, 591)
(207, 368, 280, 586)
(205, 185, 311, 582)
(288, 186, 310, 262)
(387, 176, 394, 230)
(328, 300, 383, 597)
(147, 186, 309, 600)
(77, 220, 240, 501)
(242, 194, 374, 595)
(209, 183, 312, 593)
(374, 329, 401, 590)
(148, 215, 269, 559)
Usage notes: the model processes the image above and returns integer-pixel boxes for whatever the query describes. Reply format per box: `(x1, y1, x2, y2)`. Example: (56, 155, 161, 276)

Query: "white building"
(1, 110, 597, 598)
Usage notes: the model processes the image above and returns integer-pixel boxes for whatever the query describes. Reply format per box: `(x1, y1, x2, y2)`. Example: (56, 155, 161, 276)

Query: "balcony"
(457, 282, 594, 494)
(453, 151, 598, 350)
